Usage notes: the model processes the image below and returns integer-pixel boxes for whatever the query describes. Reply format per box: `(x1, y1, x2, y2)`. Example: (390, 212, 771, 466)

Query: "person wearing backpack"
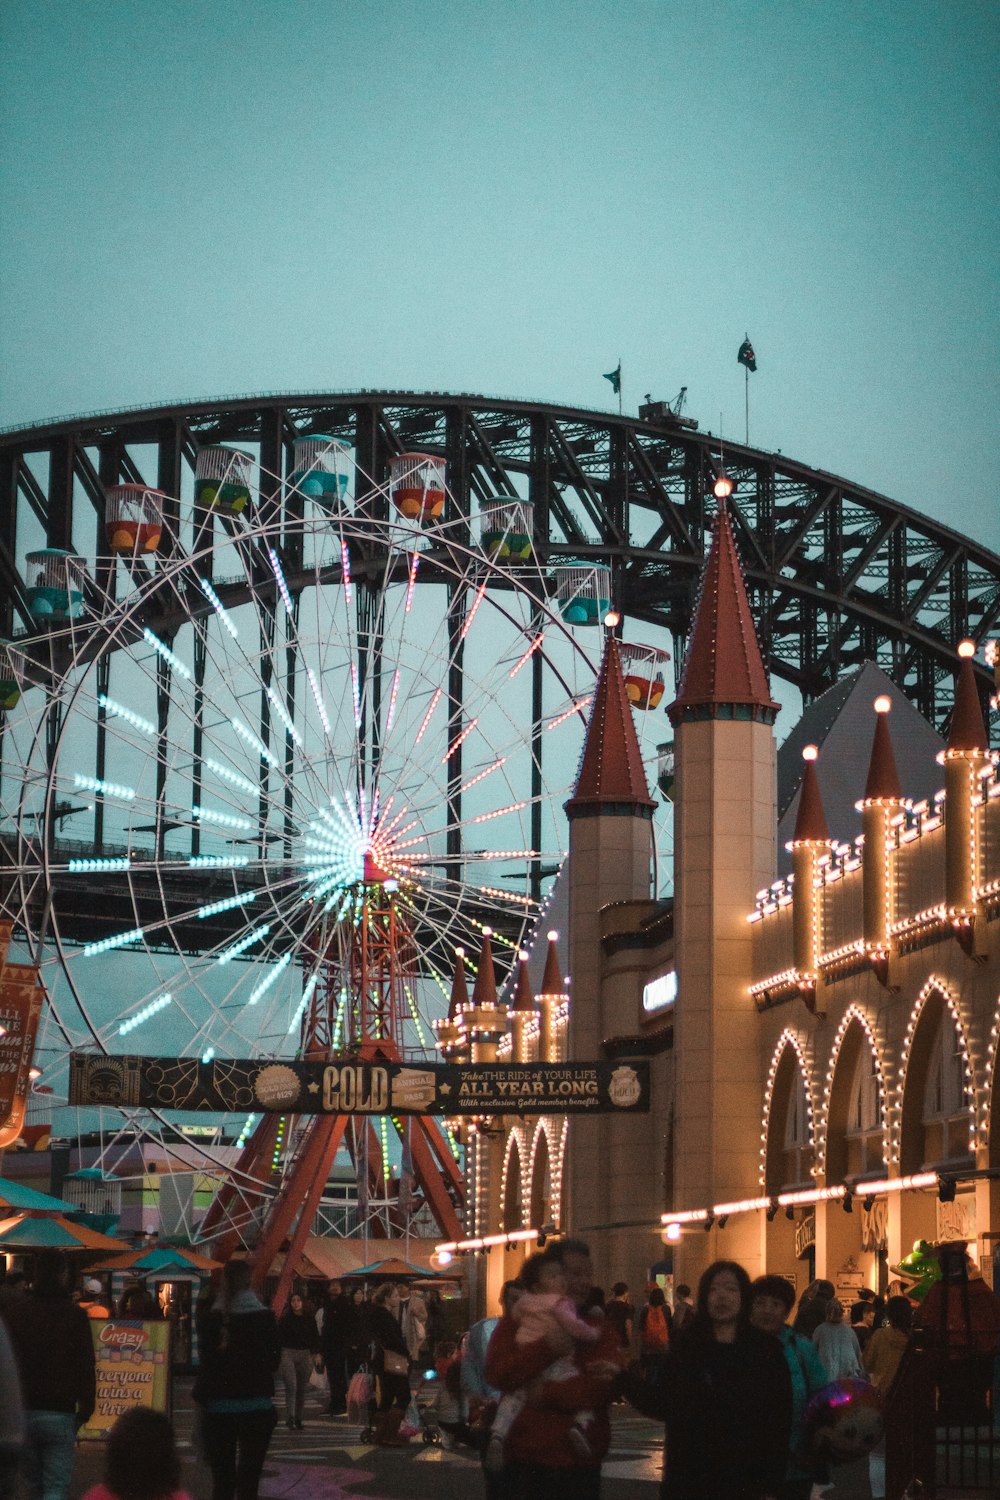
(638, 1287, 670, 1370)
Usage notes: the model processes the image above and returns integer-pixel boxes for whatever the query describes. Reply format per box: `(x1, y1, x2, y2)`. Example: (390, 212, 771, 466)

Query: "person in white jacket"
(812, 1298, 864, 1381)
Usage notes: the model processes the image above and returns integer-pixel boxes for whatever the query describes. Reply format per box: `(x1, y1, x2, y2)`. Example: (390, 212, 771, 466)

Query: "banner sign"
(0, 922, 45, 1150)
(79, 1320, 171, 1440)
(68, 1052, 650, 1117)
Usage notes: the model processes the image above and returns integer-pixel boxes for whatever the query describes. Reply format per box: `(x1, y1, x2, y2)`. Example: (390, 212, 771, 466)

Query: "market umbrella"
(347, 1257, 441, 1279)
(88, 1245, 220, 1274)
(0, 1176, 74, 1215)
(0, 1213, 130, 1252)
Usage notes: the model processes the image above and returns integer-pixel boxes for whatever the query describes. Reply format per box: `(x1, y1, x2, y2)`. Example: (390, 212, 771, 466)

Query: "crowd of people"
(0, 1242, 992, 1500)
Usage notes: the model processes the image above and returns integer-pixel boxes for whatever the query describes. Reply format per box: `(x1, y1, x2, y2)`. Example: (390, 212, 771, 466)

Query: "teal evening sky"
(1, 0, 997, 540)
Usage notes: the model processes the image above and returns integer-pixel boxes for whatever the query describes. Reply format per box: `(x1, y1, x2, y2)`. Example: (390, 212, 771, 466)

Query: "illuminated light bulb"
(547, 930, 559, 942)
(957, 639, 976, 659)
(714, 473, 734, 499)
(483, 926, 492, 937)
(663, 1222, 682, 1243)
(873, 695, 892, 714)
(802, 745, 818, 762)
(603, 611, 620, 628)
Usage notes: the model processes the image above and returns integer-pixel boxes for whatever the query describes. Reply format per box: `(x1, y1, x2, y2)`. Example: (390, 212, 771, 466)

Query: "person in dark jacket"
(424, 1288, 446, 1354)
(317, 1280, 350, 1416)
(193, 1260, 279, 1500)
(629, 1259, 792, 1500)
(366, 1284, 411, 1447)
(3, 1248, 96, 1500)
(277, 1292, 320, 1431)
(343, 1285, 370, 1380)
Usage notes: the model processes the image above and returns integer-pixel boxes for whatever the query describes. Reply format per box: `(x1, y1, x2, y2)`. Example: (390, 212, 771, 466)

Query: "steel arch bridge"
(1, 389, 997, 728)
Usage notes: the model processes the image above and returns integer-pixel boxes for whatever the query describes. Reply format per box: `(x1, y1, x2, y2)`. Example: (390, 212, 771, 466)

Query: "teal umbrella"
(0, 1176, 71, 1214)
(0, 1213, 129, 1251)
(348, 1257, 440, 1279)
(89, 1245, 220, 1274)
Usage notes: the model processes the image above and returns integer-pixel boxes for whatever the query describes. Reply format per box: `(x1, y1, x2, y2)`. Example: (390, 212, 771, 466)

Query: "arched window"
(765, 1043, 814, 1192)
(849, 1048, 883, 1135)
(900, 992, 973, 1173)
(826, 1018, 885, 1182)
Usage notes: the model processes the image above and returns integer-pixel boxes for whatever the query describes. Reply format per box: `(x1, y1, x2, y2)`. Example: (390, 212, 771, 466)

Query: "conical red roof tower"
(565, 634, 655, 818)
(668, 500, 778, 725)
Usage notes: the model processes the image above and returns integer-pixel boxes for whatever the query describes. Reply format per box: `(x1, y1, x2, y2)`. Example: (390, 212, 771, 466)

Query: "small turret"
(509, 951, 539, 1063)
(858, 696, 907, 981)
(788, 745, 834, 1010)
(432, 947, 470, 1063)
(462, 928, 508, 1062)
(537, 931, 568, 1062)
(941, 641, 993, 946)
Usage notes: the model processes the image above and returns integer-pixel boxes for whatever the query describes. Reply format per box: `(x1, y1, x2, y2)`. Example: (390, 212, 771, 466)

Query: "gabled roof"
(776, 663, 944, 871)
(564, 635, 655, 817)
(947, 655, 989, 753)
(668, 500, 778, 724)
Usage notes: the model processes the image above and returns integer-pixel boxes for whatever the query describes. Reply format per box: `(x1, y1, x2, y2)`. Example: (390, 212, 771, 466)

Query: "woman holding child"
(485, 1239, 623, 1500)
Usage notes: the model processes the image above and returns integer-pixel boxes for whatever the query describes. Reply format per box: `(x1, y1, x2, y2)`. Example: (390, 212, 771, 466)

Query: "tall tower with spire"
(668, 500, 779, 1280)
(565, 631, 656, 1271)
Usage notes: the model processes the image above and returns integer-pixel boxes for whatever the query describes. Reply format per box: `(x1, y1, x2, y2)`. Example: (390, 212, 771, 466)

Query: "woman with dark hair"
(629, 1259, 792, 1500)
(81, 1408, 189, 1500)
(367, 1284, 411, 1447)
(193, 1260, 280, 1500)
(863, 1295, 912, 1394)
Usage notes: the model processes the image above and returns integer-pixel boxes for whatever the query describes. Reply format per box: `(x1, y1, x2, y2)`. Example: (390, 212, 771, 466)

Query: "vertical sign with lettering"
(79, 1320, 172, 1440)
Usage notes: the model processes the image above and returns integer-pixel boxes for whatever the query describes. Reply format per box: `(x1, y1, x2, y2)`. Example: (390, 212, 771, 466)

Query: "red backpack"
(642, 1302, 669, 1350)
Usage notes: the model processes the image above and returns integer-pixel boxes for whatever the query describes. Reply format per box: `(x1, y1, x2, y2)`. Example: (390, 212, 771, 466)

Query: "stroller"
(405, 1366, 443, 1447)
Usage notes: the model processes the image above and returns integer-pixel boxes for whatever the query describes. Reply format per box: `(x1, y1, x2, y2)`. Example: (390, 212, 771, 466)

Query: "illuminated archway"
(898, 981, 975, 1175)
(823, 1007, 888, 1182)
(761, 1030, 816, 1192)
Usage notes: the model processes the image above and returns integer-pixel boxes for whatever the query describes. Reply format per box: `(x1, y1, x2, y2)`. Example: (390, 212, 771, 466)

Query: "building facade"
(469, 500, 997, 1310)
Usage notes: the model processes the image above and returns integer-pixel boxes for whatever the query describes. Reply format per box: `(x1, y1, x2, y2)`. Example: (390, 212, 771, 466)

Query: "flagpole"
(618, 361, 622, 416)
(744, 365, 749, 446)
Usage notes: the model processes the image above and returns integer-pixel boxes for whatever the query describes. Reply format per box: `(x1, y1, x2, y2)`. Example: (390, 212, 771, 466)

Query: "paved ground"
(67, 1376, 880, 1500)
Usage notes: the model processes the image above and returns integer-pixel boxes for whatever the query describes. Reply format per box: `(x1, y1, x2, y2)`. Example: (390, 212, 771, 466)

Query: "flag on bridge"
(738, 337, 757, 372)
(603, 363, 622, 395)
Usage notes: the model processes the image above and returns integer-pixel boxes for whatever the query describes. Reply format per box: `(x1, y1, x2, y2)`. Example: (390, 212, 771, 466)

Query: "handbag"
(383, 1348, 409, 1376)
(346, 1369, 373, 1423)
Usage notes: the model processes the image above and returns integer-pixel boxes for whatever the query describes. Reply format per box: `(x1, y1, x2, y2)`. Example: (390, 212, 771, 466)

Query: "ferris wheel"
(0, 445, 605, 1209)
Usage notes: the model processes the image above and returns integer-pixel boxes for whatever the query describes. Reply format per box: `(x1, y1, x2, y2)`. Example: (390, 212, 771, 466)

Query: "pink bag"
(347, 1369, 373, 1423)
